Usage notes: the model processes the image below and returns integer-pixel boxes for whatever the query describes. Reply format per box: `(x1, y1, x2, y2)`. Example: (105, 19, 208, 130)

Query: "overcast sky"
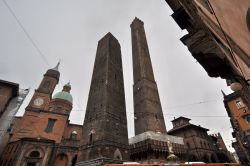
(0, 0, 235, 151)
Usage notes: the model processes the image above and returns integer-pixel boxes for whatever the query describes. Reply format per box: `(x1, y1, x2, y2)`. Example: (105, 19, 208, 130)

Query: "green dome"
(53, 91, 73, 103)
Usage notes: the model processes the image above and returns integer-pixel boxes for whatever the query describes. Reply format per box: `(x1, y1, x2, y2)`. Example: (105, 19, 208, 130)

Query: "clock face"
(33, 97, 44, 106)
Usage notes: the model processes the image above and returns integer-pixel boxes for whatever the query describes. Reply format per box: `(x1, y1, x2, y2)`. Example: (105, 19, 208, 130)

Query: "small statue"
(166, 138, 179, 164)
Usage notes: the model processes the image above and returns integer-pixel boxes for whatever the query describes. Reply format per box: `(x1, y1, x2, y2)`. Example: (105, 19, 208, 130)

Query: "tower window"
(44, 118, 56, 133)
(235, 100, 245, 109)
(43, 81, 50, 89)
(89, 133, 93, 145)
(55, 106, 62, 112)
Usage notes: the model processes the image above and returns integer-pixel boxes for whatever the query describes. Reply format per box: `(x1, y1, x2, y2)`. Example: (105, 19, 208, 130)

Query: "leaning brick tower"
(77, 33, 129, 165)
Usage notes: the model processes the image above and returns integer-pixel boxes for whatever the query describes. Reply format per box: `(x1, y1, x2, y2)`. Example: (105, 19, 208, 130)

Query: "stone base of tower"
(76, 157, 125, 166)
(129, 131, 186, 164)
(77, 142, 129, 165)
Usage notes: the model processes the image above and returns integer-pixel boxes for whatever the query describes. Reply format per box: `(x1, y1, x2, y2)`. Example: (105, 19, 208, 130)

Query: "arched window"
(70, 131, 77, 140)
(26, 150, 41, 166)
(29, 151, 40, 158)
(89, 133, 93, 144)
(245, 115, 250, 125)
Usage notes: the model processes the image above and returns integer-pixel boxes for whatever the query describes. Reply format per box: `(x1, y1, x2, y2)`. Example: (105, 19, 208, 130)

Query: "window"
(7, 124, 13, 133)
(247, 7, 250, 32)
(26, 151, 40, 166)
(70, 131, 77, 140)
(27, 162, 36, 166)
(44, 119, 56, 133)
(43, 81, 50, 89)
(29, 151, 40, 158)
(245, 116, 250, 124)
(89, 133, 93, 145)
(235, 100, 245, 109)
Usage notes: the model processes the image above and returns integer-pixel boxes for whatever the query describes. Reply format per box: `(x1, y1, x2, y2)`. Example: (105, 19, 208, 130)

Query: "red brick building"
(0, 64, 82, 166)
(223, 88, 250, 165)
(0, 80, 29, 155)
(210, 133, 236, 163)
(0, 80, 19, 118)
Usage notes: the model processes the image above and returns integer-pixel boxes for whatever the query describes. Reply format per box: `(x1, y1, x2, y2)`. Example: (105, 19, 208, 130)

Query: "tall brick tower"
(78, 33, 129, 165)
(129, 18, 185, 164)
(131, 18, 166, 135)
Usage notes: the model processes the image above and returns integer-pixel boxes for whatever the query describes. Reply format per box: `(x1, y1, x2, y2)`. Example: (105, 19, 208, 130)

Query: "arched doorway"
(216, 153, 230, 163)
(202, 154, 210, 163)
(71, 155, 77, 166)
(210, 153, 217, 163)
(53, 153, 68, 166)
(187, 154, 198, 162)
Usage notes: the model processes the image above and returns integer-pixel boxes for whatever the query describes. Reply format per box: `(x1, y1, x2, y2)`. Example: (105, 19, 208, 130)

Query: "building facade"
(210, 133, 235, 163)
(0, 80, 19, 118)
(165, 0, 250, 164)
(168, 117, 232, 163)
(0, 80, 29, 155)
(0, 64, 82, 166)
(165, 0, 250, 87)
(223, 88, 250, 165)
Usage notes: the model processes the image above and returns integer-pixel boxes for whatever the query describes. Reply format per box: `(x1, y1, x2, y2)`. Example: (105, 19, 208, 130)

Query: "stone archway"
(53, 153, 68, 166)
(210, 153, 217, 163)
(24, 147, 44, 166)
(187, 154, 198, 162)
(216, 152, 230, 163)
(26, 151, 41, 166)
(202, 154, 210, 163)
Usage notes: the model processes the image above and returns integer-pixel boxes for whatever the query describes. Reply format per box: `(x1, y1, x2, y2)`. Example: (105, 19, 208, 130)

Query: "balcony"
(172, 7, 192, 30)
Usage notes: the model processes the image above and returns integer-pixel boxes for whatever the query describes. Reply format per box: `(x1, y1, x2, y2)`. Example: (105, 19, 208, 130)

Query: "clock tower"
(27, 62, 60, 111)
(9, 63, 61, 142)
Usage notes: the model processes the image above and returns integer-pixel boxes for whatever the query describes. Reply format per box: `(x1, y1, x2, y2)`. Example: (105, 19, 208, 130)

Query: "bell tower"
(27, 63, 60, 111)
